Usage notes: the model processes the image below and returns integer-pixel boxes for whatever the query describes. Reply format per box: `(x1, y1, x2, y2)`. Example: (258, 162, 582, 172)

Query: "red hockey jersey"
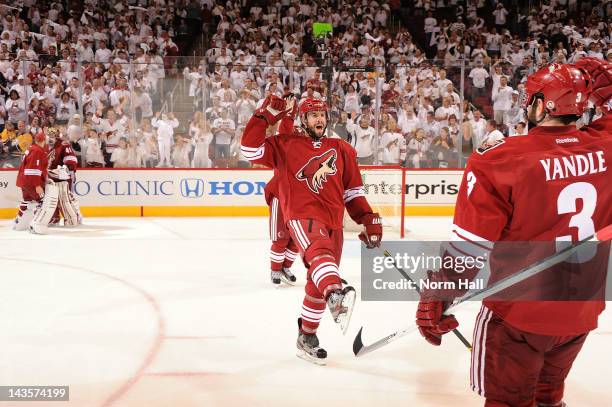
(264, 171, 280, 206)
(264, 117, 296, 205)
(242, 116, 366, 230)
(452, 116, 612, 335)
(49, 140, 78, 172)
(16, 144, 48, 189)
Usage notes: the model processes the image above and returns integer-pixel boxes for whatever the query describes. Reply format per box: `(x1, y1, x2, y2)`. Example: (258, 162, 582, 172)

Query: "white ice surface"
(0, 217, 609, 406)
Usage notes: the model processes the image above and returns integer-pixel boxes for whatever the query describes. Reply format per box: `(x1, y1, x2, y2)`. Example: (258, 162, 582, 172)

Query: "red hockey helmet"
(34, 131, 46, 144)
(299, 98, 329, 139)
(522, 63, 592, 116)
(299, 98, 329, 118)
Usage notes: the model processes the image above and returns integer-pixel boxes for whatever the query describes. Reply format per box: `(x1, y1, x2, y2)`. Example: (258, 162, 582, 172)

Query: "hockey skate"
(296, 318, 327, 365)
(327, 286, 356, 335)
(271, 270, 282, 285)
(280, 267, 296, 285)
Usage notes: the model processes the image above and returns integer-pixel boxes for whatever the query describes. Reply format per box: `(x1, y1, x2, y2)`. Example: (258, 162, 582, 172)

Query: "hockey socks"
(300, 281, 327, 334)
(270, 242, 298, 285)
(300, 256, 347, 334)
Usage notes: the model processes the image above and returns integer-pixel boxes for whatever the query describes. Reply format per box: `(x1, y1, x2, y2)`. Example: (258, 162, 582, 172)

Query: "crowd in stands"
(0, 0, 610, 169)
(0, 0, 194, 168)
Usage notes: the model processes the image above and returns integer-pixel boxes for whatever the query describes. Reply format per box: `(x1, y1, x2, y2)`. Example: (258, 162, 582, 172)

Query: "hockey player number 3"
(466, 171, 476, 196)
(556, 182, 597, 262)
(576, 92, 582, 103)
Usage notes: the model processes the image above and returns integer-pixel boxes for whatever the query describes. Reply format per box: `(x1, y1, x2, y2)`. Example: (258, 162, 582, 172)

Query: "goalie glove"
(358, 212, 382, 249)
(48, 165, 71, 181)
(254, 94, 291, 125)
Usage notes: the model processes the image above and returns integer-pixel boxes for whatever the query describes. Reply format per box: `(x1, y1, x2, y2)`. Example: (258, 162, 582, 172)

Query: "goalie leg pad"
(57, 181, 81, 227)
(30, 183, 59, 235)
(72, 196, 83, 225)
(13, 201, 38, 231)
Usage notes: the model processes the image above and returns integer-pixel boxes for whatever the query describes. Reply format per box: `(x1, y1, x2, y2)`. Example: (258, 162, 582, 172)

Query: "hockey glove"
(416, 299, 459, 346)
(574, 57, 612, 109)
(254, 95, 291, 125)
(358, 212, 382, 249)
(283, 92, 299, 120)
(48, 165, 71, 181)
(416, 270, 459, 346)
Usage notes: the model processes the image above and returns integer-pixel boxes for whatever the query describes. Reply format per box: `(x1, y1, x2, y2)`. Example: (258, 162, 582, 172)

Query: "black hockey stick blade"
(353, 327, 364, 356)
(355, 316, 470, 355)
(353, 326, 410, 357)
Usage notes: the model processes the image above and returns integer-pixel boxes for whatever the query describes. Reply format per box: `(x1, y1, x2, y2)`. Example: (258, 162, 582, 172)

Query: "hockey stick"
(353, 224, 612, 357)
(379, 248, 473, 351)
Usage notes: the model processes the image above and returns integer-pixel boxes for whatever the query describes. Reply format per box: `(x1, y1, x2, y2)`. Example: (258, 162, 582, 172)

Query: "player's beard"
(526, 106, 541, 129)
(306, 121, 327, 139)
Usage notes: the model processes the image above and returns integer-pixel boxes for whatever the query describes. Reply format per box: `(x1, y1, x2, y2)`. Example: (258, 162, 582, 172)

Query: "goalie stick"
(380, 248, 473, 351)
(353, 224, 612, 357)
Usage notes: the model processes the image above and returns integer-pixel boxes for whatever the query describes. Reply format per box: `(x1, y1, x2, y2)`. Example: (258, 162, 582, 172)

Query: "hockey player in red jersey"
(265, 103, 299, 286)
(241, 95, 383, 364)
(416, 62, 612, 406)
(47, 129, 82, 226)
(48, 129, 78, 184)
(13, 131, 49, 231)
(266, 170, 299, 286)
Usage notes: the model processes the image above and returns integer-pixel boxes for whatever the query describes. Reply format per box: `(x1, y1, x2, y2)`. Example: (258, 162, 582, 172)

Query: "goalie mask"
(45, 127, 62, 145)
(299, 98, 329, 140)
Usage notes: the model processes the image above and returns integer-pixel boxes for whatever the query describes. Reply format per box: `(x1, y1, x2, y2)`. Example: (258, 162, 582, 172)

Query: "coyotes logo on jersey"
(295, 149, 337, 194)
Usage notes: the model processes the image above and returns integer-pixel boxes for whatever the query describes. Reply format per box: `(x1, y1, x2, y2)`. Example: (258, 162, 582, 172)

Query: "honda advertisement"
(0, 169, 463, 214)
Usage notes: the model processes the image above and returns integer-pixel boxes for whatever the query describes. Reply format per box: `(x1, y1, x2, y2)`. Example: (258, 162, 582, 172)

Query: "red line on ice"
(0, 257, 165, 407)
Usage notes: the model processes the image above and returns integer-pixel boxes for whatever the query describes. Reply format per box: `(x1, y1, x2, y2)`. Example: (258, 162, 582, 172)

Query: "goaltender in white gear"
(29, 166, 81, 234)
(51, 165, 82, 227)
(29, 181, 59, 235)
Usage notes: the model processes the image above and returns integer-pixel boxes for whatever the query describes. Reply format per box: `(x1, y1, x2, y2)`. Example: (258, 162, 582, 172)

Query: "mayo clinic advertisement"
(0, 169, 463, 214)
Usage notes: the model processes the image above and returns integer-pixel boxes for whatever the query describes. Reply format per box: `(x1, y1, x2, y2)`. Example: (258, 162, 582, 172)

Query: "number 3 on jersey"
(466, 171, 476, 196)
(556, 182, 597, 261)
